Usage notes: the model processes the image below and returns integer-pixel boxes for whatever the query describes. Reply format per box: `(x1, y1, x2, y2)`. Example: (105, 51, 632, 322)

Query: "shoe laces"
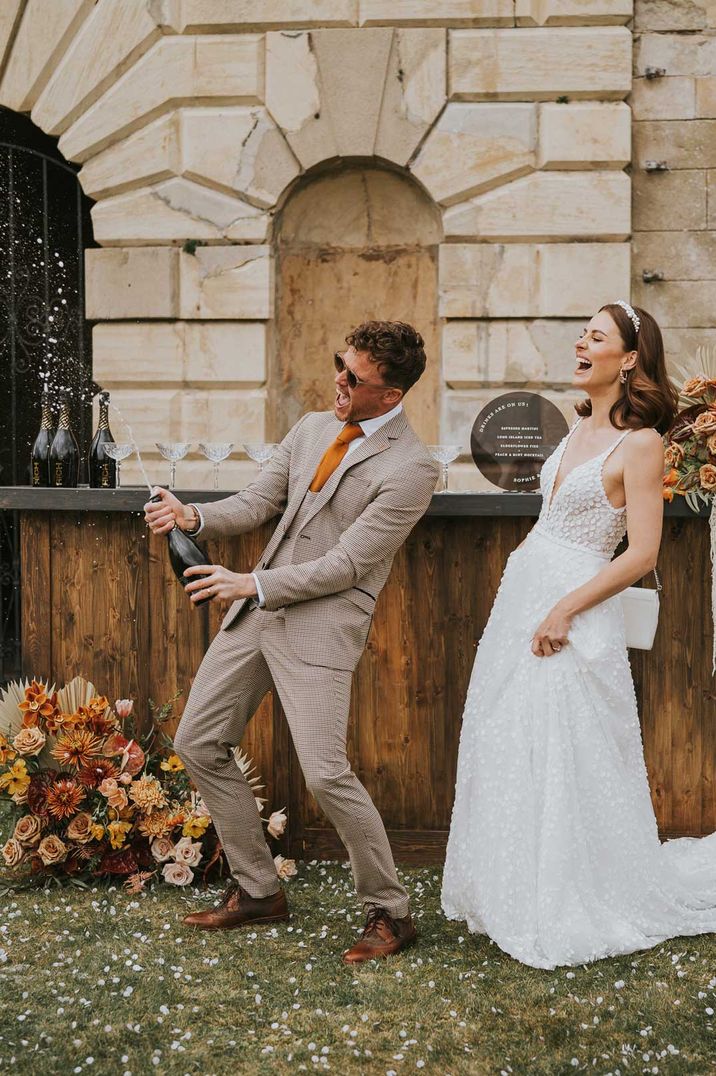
(360, 905, 399, 941)
(218, 881, 241, 908)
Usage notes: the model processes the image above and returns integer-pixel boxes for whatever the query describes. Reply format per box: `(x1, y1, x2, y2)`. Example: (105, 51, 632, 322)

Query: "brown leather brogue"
(341, 905, 417, 964)
(182, 881, 289, 930)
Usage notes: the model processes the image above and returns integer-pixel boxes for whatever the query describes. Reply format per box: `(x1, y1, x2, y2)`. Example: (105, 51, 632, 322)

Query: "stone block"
(80, 113, 180, 200)
(85, 248, 178, 319)
(634, 120, 716, 170)
(0, 0, 94, 112)
(32, 0, 164, 136)
(411, 103, 536, 205)
(632, 280, 716, 327)
(0, 1, 23, 73)
(359, 0, 514, 25)
(443, 171, 630, 240)
(630, 77, 696, 121)
(91, 180, 269, 245)
(440, 387, 581, 459)
(516, 0, 633, 23)
(634, 0, 716, 31)
(538, 102, 630, 167)
(635, 32, 716, 78)
(265, 30, 337, 169)
(312, 29, 393, 156)
(710, 171, 716, 228)
(443, 319, 584, 386)
(632, 231, 716, 281)
(173, 0, 358, 31)
(60, 35, 263, 163)
(179, 246, 273, 320)
(696, 78, 716, 119)
(449, 26, 631, 100)
(662, 328, 716, 371)
(439, 243, 630, 317)
(633, 171, 707, 231)
(93, 322, 266, 385)
(374, 29, 446, 167)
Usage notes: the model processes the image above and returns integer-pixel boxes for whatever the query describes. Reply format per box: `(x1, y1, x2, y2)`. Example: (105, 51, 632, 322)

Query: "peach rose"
(12, 726, 46, 757)
(161, 861, 194, 886)
(267, 809, 288, 839)
(2, 838, 24, 867)
(692, 409, 716, 436)
(98, 777, 129, 811)
(699, 464, 716, 491)
(682, 376, 709, 399)
(151, 836, 175, 863)
(38, 834, 68, 865)
(66, 811, 94, 844)
(664, 442, 685, 468)
(273, 854, 297, 880)
(13, 814, 42, 847)
(172, 836, 202, 867)
(708, 432, 716, 457)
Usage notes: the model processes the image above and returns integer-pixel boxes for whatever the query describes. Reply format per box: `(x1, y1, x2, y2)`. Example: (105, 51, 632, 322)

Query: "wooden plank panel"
(20, 512, 52, 679)
(48, 511, 149, 710)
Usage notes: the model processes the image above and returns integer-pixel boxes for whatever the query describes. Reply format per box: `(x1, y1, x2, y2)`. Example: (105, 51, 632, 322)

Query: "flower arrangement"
(0, 676, 294, 891)
(663, 370, 716, 511)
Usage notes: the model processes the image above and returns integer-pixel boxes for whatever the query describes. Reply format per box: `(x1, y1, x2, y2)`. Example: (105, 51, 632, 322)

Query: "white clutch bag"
(620, 569, 661, 650)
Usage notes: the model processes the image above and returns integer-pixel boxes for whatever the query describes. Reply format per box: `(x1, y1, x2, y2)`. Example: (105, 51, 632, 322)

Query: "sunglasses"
(333, 352, 392, 391)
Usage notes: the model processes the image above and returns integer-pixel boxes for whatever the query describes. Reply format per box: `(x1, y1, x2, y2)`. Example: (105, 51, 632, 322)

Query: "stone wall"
(631, 0, 716, 377)
(0, 1, 653, 490)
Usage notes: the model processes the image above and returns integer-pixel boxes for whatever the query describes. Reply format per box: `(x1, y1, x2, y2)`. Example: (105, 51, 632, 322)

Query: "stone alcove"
(271, 161, 443, 444)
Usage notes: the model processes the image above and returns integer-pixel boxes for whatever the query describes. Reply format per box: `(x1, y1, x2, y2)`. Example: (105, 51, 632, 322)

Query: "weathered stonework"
(0, 0, 94, 113)
(538, 102, 631, 168)
(443, 319, 584, 386)
(516, 0, 633, 24)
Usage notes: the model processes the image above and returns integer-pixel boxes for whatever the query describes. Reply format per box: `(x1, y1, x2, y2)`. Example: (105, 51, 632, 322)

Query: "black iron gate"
(0, 107, 94, 684)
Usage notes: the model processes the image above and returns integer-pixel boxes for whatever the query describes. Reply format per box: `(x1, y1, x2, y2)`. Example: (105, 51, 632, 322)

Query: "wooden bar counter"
(1, 486, 713, 861)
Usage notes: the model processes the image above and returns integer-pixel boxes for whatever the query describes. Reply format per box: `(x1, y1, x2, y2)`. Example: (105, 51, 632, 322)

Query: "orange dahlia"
(51, 728, 104, 770)
(77, 757, 120, 789)
(45, 776, 85, 820)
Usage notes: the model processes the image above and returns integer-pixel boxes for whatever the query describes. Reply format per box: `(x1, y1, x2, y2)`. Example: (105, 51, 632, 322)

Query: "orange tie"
(309, 423, 363, 492)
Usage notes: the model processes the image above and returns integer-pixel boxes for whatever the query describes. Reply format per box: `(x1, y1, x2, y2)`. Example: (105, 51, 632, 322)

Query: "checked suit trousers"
(174, 605, 410, 917)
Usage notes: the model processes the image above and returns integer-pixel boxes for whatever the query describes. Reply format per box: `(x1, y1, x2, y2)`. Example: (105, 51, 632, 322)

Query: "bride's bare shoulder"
(623, 427, 664, 470)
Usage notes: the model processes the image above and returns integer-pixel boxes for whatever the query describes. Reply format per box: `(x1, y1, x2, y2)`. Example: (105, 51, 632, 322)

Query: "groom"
(144, 321, 439, 964)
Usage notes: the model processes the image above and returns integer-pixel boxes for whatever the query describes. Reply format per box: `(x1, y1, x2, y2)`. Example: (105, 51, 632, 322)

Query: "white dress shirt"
(190, 403, 403, 606)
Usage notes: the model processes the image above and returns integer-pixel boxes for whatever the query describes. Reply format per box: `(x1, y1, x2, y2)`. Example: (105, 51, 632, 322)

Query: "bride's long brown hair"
(574, 303, 678, 434)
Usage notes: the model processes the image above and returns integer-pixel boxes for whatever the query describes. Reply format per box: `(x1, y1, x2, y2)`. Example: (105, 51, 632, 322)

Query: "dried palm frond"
(232, 747, 266, 814)
(670, 344, 716, 406)
(56, 676, 98, 715)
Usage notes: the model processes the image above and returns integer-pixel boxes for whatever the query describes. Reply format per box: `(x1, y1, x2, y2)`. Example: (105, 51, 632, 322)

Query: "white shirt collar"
(353, 401, 403, 439)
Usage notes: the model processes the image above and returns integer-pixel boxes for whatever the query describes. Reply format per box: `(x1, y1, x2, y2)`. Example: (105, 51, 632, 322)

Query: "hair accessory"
(613, 299, 640, 334)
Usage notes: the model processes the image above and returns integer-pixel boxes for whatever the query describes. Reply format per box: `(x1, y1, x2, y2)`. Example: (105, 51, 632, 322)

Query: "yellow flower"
(91, 823, 105, 841)
(0, 759, 31, 797)
(0, 734, 16, 765)
(160, 754, 185, 773)
(182, 815, 210, 839)
(107, 820, 132, 849)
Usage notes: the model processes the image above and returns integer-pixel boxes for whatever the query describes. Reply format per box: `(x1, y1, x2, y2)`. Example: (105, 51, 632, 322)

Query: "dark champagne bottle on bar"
(88, 390, 116, 488)
(49, 389, 79, 488)
(150, 494, 213, 605)
(31, 383, 54, 487)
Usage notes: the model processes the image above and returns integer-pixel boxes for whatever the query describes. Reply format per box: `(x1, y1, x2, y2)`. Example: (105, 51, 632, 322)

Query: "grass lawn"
(0, 862, 714, 1075)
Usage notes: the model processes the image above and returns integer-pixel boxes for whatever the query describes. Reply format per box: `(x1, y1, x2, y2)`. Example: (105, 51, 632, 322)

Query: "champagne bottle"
(88, 390, 116, 488)
(49, 389, 79, 488)
(150, 494, 213, 605)
(30, 383, 54, 487)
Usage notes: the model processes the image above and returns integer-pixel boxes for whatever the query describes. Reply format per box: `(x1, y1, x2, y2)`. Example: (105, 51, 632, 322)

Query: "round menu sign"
(470, 392, 569, 492)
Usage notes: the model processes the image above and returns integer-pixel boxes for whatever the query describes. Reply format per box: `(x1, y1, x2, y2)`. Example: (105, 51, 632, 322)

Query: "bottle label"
(32, 461, 41, 487)
(100, 463, 111, 488)
(54, 461, 64, 486)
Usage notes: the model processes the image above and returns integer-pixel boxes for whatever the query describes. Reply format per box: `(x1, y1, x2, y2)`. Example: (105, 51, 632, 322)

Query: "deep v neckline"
(547, 420, 628, 514)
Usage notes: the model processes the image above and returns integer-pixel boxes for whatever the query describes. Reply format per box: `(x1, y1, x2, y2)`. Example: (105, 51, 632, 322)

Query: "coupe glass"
(198, 441, 234, 490)
(156, 442, 192, 490)
(428, 444, 462, 493)
(103, 442, 135, 489)
(243, 442, 279, 473)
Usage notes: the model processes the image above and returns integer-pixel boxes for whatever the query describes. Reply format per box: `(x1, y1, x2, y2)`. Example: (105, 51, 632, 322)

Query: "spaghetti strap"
(602, 428, 632, 462)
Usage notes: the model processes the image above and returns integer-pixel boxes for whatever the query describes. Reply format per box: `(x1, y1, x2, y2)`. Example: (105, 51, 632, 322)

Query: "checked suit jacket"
(196, 409, 440, 671)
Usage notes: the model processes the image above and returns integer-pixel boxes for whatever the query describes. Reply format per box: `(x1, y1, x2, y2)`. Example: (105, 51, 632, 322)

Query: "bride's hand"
(531, 602, 572, 658)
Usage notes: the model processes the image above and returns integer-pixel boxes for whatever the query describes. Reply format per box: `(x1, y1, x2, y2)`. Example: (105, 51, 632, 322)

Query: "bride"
(442, 300, 716, 969)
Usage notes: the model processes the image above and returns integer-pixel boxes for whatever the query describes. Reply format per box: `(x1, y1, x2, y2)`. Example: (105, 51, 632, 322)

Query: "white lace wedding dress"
(441, 420, 716, 969)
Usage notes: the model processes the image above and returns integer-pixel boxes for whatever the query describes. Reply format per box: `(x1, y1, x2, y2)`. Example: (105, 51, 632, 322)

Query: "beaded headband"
(612, 299, 640, 334)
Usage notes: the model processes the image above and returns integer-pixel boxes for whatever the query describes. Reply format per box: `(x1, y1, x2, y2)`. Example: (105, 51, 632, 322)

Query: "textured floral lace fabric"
(441, 422, 716, 969)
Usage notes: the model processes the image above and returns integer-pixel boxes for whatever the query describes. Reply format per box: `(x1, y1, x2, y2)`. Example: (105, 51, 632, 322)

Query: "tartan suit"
(174, 409, 439, 915)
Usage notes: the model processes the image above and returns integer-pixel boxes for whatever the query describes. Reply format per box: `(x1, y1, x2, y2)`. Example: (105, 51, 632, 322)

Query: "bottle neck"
(40, 395, 53, 431)
(98, 395, 110, 431)
(58, 403, 71, 431)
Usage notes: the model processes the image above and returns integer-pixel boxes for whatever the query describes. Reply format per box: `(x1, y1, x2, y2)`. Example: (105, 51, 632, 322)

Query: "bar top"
(0, 486, 706, 518)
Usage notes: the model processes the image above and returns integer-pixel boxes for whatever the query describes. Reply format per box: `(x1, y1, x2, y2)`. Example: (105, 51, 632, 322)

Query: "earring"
(619, 368, 628, 384)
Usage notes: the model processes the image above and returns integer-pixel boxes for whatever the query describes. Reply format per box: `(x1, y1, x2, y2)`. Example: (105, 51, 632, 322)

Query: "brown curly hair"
(575, 303, 678, 435)
(345, 320, 427, 394)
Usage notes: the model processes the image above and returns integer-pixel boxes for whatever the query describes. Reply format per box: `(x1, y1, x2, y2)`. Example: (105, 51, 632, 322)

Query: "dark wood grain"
(20, 513, 52, 679)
